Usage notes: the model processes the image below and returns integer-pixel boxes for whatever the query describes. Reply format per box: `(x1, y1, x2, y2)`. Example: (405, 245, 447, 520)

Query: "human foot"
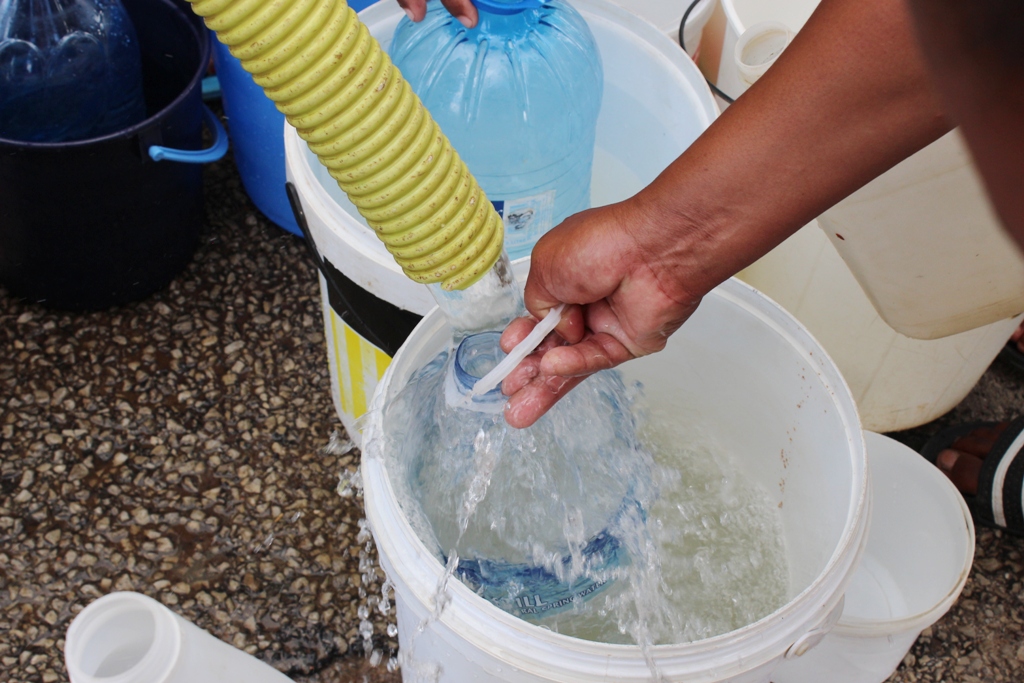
(921, 418, 1024, 535)
(934, 422, 1010, 496)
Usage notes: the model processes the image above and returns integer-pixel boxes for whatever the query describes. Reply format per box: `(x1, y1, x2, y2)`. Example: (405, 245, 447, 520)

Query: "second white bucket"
(362, 275, 869, 683)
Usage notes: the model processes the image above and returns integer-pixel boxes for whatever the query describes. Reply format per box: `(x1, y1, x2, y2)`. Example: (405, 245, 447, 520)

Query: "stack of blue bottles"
(389, 0, 603, 260)
(0, 0, 146, 142)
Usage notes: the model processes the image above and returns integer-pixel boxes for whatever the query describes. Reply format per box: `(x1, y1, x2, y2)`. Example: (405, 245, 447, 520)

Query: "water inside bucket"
(362, 276, 867, 683)
(381, 343, 791, 645)
(530, 403, 791, 644)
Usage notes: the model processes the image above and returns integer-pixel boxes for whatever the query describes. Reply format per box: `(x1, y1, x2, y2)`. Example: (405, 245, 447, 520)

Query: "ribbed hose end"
(189, 0, 503, 290)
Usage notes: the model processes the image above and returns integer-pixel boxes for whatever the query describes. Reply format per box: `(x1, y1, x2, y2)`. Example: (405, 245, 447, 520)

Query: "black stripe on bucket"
(286, 182, 421, 357)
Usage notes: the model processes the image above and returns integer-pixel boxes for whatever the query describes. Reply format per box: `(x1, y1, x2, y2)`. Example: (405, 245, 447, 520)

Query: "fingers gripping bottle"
(390, 0, 603, 260)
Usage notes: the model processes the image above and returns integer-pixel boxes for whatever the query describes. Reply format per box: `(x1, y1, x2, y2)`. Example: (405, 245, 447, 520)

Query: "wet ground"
(1, 130, 1022, 683)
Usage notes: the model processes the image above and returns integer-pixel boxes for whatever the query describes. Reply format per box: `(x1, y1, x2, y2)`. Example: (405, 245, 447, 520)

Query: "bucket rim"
(361, 276, 869, 678)
(0, 0, 210, 150)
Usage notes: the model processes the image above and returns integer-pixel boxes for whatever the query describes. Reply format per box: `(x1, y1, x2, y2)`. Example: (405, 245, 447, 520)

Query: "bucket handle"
(148, 105, 229, 164)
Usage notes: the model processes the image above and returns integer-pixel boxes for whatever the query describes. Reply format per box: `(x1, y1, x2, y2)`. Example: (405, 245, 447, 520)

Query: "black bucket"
(0, 0, 227, 311)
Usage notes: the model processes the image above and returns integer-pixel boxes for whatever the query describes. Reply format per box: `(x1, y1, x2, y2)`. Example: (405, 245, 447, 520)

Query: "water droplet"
(323, 430, 355, 455)
(359, 619, 374, 639)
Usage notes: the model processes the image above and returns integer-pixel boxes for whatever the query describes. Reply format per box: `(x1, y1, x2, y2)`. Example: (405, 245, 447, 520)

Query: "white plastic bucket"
(702, 0, 1024, 430)
(284, 0, 719, 442)
(362, 274, 870, 682)
(774, 431, 975, 683)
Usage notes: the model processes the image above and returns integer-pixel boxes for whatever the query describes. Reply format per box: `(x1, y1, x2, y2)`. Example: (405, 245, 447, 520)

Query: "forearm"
(627, 0, 951, 304)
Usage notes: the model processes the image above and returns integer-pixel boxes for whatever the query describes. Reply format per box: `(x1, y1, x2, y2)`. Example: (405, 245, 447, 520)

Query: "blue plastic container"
(210, 0, 380, 236)
(0, 0, 147, 142)
(0, 0, 227, 310)
(390, 0, 603, 259)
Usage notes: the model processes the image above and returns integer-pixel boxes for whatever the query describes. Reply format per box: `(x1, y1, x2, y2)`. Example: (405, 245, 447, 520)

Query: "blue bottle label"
(493, 190, 556, 259)
(453, 529, 624, 620)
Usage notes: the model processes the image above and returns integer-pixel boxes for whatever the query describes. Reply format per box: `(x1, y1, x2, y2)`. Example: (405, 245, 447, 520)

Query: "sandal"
(920, 416, 1024, 536)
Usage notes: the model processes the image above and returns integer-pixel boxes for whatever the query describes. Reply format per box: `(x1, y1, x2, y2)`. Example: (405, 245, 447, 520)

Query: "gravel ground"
(1, 132, 1022, 683)
(0, 147, 398, 683)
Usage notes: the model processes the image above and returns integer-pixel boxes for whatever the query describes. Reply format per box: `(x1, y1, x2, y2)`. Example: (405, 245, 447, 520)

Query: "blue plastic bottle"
(390, 331, 653, 622)
(0, 0, 146, 142)
(389, 0, 603, 260)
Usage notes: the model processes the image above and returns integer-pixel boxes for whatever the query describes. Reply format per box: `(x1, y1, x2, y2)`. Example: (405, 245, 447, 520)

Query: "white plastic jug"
(65, 592, 292, 683)
(701, 0, 1024, 430)
(818, 132, 1024, 339)
(710, 0, 1024, 339)
(362, 270, 870, 682)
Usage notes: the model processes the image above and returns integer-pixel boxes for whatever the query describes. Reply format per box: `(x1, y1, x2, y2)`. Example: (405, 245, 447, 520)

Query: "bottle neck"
(444, 331, 508, 412)
(427, 250, 524, 338)
(470, 4, 540, 39)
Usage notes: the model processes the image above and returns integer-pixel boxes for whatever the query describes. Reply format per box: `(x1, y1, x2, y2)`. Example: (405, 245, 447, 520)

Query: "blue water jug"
(392, 331, 653, 622)
(0, 0, 146, 142)
(389, 0, 603, 260)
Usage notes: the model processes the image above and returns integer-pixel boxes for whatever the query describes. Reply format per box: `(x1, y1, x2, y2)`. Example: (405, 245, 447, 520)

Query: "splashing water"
(327, 445, 400, 672)
(528, 407, 790, 645)
(383, 345, 664, 624)
(378, 347, 791, 649)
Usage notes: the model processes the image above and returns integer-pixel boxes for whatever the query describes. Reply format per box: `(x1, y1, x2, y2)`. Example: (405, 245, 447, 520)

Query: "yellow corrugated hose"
(189, 0, 504, 290)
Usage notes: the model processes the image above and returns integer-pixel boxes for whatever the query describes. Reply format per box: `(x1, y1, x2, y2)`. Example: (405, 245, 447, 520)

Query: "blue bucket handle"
(148, 105, 229, 164)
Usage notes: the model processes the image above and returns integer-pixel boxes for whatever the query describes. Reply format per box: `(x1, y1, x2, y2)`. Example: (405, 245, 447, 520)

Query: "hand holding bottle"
(499, 0, 952, 429)
(397, 0, 478, 27)
(499, 198, 705, 429)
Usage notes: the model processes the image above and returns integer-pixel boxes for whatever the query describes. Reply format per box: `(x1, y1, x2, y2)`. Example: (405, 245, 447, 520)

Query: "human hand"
(499, 199, 704, 429)
(396, 0, 478, 27)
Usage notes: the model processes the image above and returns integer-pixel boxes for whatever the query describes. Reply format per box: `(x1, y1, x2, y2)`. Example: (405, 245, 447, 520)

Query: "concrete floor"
(1, 142, 1022, 683)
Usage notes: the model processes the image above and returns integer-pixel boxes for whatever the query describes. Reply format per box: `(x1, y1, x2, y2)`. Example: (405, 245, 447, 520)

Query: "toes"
(935, 448, 982, 497)
(948, 421, 1011, 457)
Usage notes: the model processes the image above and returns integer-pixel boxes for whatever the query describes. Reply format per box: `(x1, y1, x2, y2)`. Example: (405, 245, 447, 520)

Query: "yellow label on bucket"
(325, 299, 391, 428)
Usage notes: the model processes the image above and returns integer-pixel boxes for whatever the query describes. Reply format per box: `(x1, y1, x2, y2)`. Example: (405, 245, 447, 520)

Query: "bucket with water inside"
(362, 273, 869, 683)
